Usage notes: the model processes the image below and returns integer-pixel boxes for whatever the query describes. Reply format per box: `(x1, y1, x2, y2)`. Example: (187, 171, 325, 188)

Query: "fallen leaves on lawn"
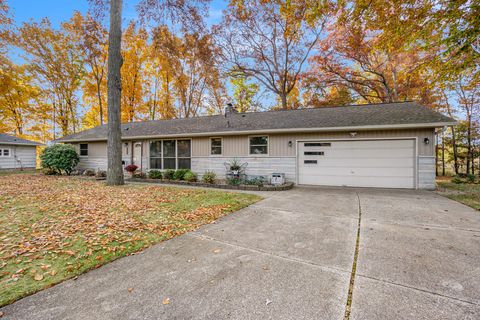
(0, 175, 202, 261)
(0, 174, 250, 305)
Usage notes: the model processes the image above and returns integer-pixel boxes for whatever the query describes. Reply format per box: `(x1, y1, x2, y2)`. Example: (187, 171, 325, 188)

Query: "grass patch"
(436, 180, 480, 210)
(0, 174, 261, 306)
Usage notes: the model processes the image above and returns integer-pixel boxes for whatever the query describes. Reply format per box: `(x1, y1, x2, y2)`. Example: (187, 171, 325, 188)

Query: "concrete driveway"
(1, 186, 480, 319)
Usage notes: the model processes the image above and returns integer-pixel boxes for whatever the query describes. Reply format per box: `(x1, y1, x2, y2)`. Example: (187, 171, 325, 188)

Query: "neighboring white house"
(0, 133, 43, 170)
(55, 102, 456, 190)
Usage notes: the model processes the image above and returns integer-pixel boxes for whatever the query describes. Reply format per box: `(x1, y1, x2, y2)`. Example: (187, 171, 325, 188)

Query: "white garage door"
(298, 139, 416, 189)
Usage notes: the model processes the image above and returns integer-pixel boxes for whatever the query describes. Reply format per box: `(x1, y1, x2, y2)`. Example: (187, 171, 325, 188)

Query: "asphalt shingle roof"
(0, 133, 43, 146)
(56, 102, 455, 142)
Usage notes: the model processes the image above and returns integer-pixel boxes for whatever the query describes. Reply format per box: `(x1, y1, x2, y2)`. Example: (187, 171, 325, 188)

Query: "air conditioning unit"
(271, 173, 285, 185)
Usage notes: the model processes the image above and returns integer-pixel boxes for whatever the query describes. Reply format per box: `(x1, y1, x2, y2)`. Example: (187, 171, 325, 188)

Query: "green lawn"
(0, 174, 261, 307)
(436, 180, 480, 210)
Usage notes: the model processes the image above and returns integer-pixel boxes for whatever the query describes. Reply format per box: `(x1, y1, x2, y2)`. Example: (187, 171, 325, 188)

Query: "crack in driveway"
(343, 192, 362, 320)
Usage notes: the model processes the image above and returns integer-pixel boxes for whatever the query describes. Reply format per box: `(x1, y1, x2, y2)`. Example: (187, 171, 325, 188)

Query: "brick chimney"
(224, 103, 237, 115)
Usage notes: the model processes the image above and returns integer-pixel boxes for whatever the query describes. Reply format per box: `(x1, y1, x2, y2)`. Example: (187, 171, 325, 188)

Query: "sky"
(7, 0, 226, 28)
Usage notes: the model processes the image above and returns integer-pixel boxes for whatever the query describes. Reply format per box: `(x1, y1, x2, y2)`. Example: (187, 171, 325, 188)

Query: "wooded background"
(0, 0, 478, 176)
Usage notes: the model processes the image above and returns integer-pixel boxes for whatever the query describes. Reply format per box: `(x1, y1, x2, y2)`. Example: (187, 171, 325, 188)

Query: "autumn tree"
(0, 0, 10, 65)
(229, 75, 260, 112)
(152, 27, 225, 118)
(428, 0, 480, 81)
(64, 11, 108, 127)
(16, 19, 84, 136)
(307, 1, 439, 105)
(0, 62, 39, 136)
(121, 21, 148, 122)
(216, 0, 331, 109)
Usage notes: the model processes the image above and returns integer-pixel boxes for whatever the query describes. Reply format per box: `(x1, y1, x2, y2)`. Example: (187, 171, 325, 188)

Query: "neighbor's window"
(0, 148, 10, 157)
(249, 136, 268, 155)
(210, 138, 222, 155)
(79, 144, 88, 156)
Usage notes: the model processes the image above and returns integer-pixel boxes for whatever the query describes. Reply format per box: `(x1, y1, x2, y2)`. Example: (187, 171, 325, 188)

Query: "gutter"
(55, 121, 458, 143)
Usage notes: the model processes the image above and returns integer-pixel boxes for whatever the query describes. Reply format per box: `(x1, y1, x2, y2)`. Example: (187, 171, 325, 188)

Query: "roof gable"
(0, 133, 43, 146)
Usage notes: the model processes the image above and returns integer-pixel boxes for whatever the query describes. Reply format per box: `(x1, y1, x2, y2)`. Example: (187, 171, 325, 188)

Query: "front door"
(133, 141, 143, 170)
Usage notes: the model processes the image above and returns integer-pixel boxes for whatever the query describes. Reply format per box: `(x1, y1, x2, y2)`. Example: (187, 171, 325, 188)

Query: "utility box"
(271, 173, 285, 185)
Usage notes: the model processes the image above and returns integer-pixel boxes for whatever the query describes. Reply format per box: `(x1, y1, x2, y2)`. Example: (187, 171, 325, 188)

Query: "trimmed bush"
(40, 144, 80, 175)
(202, 171, 216, 184)
(227, 177, 242, 186)
(245, 176, 266, 186)
(132, 171, 147, 179)
(96, 170, 107, 178)
(42, 168, 58, 175)
(184, 171, 197, 182)
(148, 169, 162, 179)
(163, 169, 175, 180)
(84, 169, 95, 176)
(173, 169, 190, 180)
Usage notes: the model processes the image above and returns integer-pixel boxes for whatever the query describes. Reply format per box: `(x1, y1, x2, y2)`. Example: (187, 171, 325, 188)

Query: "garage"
(297, 139, 416, 189)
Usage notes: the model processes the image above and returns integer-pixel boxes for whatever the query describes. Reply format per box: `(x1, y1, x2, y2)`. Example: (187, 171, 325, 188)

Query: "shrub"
(96, 170, 107, 178)
(42, 168, 58, 175)
(40, 144, 80, 175)
(83, 169, 95, 176)
(451, 176, 464, 184)
(466, 174, 476, 183)
(202, 171, 216, 184)
(184, 171, 197, 182)
(148, 169, 162, 179)
(132, 171, 147, 179)
(227, 177, 242, 186)
(173, 169, 190, 180)
(163, 169, 175, 180)
(245, 176, 266, 186)
(125, 164, 138, 173)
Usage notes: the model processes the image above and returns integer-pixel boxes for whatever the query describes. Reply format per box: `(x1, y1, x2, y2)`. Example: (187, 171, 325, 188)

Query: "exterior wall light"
(288, 141, 293, 147)
(349, 132, 357, 137)
(424, 137, 430, 144)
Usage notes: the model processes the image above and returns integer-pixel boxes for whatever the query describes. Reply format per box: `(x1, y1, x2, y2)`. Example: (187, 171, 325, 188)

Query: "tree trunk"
(280, 92, 287, 109)
(442, 129, 445, 176)
(451, 126, 459, 175)
(467, 121, 472, 175)
(106, 0, 124, 186)
(97, 79, 104, 125)
(435, 132, 439, 177)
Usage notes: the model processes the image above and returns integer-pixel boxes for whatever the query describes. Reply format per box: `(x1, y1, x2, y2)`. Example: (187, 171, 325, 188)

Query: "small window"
(304, 160, 317, 164)
(304, 142, 331, 147)
(79, 144, 88, 156)
(0, 148, 10, 157)
(210, 138, 222, 155)
(304, 151, 324, 155)
(249, 136, 268, 155)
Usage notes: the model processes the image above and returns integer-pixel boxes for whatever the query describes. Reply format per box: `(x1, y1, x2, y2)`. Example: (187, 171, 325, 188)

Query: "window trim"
(79, 143, 88, 157)
(176, 139, 191, 169)
(248, 135, 269, 156)
(209, 137, 223, 156)
(148, 138, 191, 170)
(0, 148, 11, 157)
